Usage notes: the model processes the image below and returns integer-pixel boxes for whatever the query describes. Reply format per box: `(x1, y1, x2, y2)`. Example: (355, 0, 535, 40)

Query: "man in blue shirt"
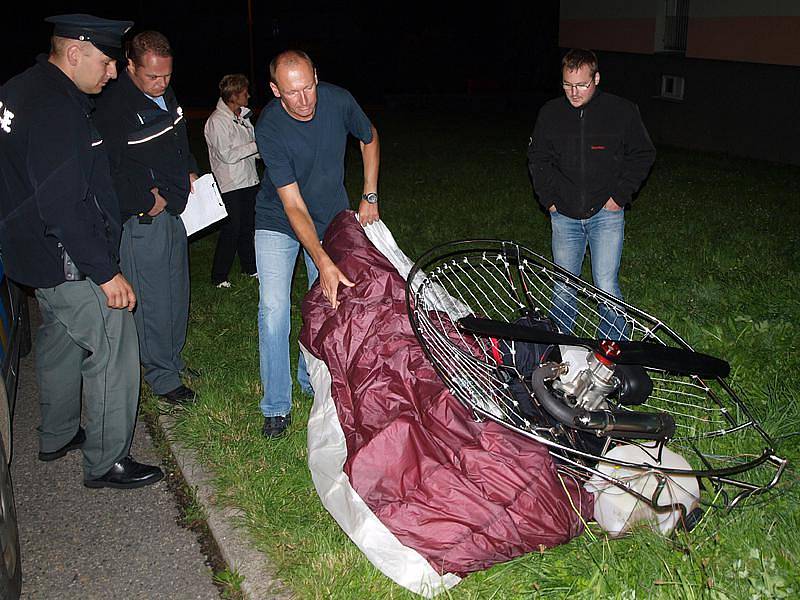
(255, 50, 380, 438)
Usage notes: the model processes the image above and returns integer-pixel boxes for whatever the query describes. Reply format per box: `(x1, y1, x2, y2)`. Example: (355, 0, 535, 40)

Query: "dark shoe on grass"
(262, 414, 292, 439)
(38, 427, 86, 462)
(84, 456, 164, 490)
(160, 385, 197, 405)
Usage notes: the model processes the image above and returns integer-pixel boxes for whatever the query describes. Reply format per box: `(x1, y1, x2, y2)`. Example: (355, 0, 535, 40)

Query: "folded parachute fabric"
(299, 211, 593, 597)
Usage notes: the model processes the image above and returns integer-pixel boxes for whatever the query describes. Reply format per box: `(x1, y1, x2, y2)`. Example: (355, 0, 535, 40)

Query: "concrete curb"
(158, 413, 294, 600)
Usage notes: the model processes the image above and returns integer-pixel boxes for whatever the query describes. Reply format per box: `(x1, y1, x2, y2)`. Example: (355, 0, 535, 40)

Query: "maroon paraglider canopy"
(300, 211, 593, 592)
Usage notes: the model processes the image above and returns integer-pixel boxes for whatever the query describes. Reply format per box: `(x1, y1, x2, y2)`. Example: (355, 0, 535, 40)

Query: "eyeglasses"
(562, 81, 593, 92)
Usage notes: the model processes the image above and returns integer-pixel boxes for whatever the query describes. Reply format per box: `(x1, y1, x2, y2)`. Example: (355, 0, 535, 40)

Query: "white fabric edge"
(302, 344, 461, 597)
(360, 215, 471, 318)
(302, 216, 465, 597)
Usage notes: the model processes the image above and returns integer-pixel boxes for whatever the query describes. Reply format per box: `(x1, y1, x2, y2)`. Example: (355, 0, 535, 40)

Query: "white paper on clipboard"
(180, 174, 228, 236)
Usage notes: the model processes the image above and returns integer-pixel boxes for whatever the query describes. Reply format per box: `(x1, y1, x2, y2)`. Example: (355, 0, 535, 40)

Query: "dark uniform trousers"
(121, 212, 189, 395)
(35, 280, 139, 479)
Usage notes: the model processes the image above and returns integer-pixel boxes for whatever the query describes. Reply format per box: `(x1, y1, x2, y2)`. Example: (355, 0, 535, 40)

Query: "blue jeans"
(550, 208, 627, 340)
(255, 229, 319, 418)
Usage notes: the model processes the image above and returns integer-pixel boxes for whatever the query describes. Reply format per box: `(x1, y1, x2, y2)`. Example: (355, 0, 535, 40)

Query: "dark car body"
(0, 255, 30, 600)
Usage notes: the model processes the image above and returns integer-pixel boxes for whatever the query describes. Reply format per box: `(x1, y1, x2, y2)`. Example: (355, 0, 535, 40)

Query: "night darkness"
(3, 2, 561, 108)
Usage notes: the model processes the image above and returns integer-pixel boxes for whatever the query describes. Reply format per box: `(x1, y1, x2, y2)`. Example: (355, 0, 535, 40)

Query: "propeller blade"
(458, 316, 730, 379)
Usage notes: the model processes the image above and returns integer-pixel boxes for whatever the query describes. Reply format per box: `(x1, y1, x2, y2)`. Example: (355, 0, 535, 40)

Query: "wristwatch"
(362, 192, 378, 204)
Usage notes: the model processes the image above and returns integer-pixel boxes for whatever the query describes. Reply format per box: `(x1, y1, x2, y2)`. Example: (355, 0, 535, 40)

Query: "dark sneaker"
(159, 385, 197, 405)
(262, 414, 292, 439)
(38, 427, 86, 462)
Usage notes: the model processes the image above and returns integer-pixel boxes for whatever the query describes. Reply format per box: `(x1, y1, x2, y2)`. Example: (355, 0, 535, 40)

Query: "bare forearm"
(284, 203, 332, 269)
(278, 182, 354, 307)
(357, 127, 381, 226)
(360, 126, 380, 194)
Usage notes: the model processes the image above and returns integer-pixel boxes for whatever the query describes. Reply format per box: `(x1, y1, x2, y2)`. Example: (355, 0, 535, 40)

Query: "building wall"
(559, 0, 659, 54)
(597, 51, 800, 165)
(687, 17, 800, 66)
(560, 0, 800, 66)
(559, 18, 657, 55)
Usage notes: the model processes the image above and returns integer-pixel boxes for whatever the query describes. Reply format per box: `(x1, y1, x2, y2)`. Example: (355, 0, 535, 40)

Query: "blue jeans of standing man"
(255, 229, 319, 418)
(550, 208, 627, 340)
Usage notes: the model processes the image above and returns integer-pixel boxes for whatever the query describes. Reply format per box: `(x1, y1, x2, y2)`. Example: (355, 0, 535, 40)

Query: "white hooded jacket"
(204, 97, 260, 194)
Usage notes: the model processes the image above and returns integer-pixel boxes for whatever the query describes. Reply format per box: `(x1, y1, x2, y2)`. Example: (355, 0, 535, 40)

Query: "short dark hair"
(127, 30, 172, 66)
(269, 50, 314, 85)
(219, 74, 249, 103)
(49, 35, 85, 58)
(562, 49, 598, 76)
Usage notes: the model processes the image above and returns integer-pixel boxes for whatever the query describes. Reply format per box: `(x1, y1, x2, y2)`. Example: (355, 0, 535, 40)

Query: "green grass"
(213, 568, 246, 600)
(163, 111, 800, 598)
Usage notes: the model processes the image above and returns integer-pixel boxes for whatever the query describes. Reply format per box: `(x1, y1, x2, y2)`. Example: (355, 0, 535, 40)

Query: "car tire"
(0, 421, 21, 600)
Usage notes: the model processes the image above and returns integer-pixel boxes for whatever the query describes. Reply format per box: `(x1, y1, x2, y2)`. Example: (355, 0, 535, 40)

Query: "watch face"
(365, 193, 378, 204)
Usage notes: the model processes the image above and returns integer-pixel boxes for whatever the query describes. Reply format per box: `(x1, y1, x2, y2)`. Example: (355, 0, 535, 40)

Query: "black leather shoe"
(159, 385, 197, 405)
(84, 456, 164, 489)
(262, 414, 292, 439)
(38, 427, 86, 462)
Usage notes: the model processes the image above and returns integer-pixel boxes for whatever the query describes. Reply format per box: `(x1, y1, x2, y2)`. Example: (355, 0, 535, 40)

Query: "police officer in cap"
(0, 14, 163, 489)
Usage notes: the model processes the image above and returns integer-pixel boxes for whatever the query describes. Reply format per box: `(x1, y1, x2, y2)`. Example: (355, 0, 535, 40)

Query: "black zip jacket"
(0, 56, 121, 288)
(93, 71, 198, 220)
(527, 90, 656, 220)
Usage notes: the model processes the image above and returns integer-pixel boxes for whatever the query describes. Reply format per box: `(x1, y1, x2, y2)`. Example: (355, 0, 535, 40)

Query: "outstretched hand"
(319, 261, 354, 309)
(358, 200, 380, 226)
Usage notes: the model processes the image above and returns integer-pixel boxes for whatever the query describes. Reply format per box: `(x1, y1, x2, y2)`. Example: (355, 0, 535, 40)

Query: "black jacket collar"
(35, 54, 94, 113)
(564, 88, 603, 113)
(116, 69, 177, 115)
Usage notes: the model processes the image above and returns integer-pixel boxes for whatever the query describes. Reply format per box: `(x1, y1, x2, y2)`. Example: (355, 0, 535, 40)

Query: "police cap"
(45, 14, 133, 62)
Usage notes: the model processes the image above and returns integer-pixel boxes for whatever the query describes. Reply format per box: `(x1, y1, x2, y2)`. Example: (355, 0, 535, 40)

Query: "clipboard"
(180, 174, 228, 236)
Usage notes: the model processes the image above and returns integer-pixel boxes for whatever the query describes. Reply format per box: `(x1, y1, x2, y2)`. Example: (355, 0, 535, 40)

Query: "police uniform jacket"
(527, 90, 656, 220)
(0, 56, 122, 288)
(94, 70, 198, 220)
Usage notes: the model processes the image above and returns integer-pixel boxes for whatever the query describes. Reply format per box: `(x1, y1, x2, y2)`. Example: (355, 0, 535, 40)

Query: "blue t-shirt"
(254, 82, 373, 239)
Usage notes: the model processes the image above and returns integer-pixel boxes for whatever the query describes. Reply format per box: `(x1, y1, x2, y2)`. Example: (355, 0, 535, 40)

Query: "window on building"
(660, 75, 685, 100)
(663, 0, 689, 53)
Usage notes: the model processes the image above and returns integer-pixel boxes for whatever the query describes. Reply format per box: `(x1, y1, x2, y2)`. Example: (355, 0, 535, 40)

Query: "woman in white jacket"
(204, 74, 260, 287)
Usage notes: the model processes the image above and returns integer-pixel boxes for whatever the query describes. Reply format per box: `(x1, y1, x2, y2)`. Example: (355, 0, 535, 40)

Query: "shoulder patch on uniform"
(0, 101, 15, 134)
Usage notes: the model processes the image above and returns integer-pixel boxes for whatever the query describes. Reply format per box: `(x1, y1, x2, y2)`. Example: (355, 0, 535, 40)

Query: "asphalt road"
(10, 302, 220, 600)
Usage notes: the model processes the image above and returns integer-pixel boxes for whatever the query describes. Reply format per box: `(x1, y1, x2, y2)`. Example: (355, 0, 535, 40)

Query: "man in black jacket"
(94, 31, 199, 404)
(528, 49, 655, 339)
(0, 14, 163, 488)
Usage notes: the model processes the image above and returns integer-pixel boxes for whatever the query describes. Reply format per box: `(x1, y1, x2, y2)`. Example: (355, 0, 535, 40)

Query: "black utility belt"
(133, 212, 177, 224)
